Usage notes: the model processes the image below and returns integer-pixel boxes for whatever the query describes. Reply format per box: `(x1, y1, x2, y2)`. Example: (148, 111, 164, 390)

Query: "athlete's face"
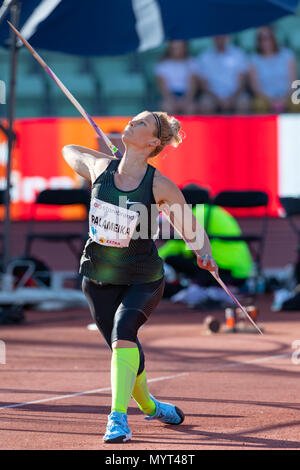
(122, 111, 160, 153)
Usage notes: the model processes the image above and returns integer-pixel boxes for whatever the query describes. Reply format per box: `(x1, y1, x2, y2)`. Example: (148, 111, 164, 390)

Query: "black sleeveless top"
(79, 159, 164, 284)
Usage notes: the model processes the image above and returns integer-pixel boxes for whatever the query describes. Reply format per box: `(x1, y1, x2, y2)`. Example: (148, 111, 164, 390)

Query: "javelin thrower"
(7, 22, 263, 332)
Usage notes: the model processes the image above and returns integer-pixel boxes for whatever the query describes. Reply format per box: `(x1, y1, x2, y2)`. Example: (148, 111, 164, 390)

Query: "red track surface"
(0, 294, 300, 450)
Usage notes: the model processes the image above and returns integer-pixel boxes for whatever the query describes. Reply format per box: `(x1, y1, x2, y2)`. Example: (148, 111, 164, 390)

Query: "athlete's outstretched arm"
(153, 173, 218, 273)
(62, 145, 117, 181)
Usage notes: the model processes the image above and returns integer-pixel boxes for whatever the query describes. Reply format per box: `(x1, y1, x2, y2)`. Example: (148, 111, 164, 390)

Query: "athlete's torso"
(80, 159, 164, 284)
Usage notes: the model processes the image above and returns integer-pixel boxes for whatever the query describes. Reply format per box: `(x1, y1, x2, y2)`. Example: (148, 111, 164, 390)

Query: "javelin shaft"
(7, 21, 122, 159)
(162, 208, 263, 335)
(210, 272, 264, 335)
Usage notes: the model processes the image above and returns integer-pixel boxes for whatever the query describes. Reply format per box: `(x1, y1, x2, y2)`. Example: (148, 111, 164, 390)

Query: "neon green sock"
(132, 369, 156, 416)
(111, 347, 140, 414)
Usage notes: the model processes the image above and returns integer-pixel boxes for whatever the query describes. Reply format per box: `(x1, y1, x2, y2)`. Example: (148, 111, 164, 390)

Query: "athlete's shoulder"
(152, 169, 182, 206)
(153, 168, 176, 188)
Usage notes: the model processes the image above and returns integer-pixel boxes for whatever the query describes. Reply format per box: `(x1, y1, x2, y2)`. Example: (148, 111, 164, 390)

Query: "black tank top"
(79, 159, 164, 284)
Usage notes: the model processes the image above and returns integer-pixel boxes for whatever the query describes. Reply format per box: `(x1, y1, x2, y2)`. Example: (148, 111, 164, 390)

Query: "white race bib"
(89, 197, 139, 248)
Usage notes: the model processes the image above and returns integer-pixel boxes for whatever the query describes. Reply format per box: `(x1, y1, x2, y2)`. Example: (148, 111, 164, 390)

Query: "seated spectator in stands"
(192, 35, 251, 114)
(155, 40, 197, 114)
(249, 26, 298, 113)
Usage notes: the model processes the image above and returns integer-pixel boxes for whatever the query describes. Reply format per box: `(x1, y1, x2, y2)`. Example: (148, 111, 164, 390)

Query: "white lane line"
(0, 372, 188, 410)
(0, 352, 291, 411)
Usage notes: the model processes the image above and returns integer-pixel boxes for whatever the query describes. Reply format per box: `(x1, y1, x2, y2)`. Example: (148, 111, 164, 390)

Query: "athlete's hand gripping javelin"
(196, 253, 219, 275)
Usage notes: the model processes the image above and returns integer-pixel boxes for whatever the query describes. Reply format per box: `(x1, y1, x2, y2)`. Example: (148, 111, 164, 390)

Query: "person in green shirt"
(159, 203, 253, 292)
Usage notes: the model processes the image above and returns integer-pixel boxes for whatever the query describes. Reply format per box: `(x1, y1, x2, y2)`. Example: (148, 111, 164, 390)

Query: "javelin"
(179, 229, 263, 335)
(162, 207, 264, 335)
(7, 21, 123, 159)
(8, 22, 263, 335)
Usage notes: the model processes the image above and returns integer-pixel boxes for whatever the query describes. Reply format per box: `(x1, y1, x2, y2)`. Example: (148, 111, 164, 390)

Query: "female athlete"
(62, 110, 218, 443)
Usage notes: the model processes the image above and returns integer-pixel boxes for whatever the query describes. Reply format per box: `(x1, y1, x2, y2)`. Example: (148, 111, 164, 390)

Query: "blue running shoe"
(103, 411, 132, 443)
(144, 394, 185, 425)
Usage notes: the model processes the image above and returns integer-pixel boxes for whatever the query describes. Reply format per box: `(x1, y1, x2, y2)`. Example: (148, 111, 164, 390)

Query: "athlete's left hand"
(196, 254, 219, 276)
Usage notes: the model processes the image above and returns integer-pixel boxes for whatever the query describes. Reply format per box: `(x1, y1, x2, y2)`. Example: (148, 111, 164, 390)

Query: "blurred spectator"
(155, 40, 197, 114)
(249, 26, 298, 113)
(192, 35, 251, 114)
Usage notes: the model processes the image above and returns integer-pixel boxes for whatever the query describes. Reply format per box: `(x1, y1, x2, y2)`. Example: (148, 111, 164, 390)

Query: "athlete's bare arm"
(62, 145, 117, 183)
(153, 171, 218, 273)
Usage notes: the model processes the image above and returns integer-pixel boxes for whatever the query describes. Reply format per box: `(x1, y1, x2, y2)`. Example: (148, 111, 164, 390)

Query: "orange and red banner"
(0, 114, 288, 220)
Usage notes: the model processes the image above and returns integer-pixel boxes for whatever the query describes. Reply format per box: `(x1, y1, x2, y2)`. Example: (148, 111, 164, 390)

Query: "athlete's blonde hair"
(149, 111, 183, 158)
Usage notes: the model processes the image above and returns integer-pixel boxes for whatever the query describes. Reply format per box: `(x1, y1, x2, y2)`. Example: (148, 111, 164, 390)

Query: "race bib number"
(89, 197, 139, 248)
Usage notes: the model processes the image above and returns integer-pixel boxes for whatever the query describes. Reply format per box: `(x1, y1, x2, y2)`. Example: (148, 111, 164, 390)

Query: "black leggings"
(82, 276, 165, 375)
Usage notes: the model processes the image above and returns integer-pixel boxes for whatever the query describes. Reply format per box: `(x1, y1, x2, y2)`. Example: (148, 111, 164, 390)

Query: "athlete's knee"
(112, 307, 145, 342)
(112, 322, 138, 343)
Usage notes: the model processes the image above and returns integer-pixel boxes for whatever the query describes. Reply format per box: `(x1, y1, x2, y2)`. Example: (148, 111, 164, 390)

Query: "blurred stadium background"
(1, 3, 300, 452)
(1, 12, 300, 118)
(1, 2, 300, 316)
